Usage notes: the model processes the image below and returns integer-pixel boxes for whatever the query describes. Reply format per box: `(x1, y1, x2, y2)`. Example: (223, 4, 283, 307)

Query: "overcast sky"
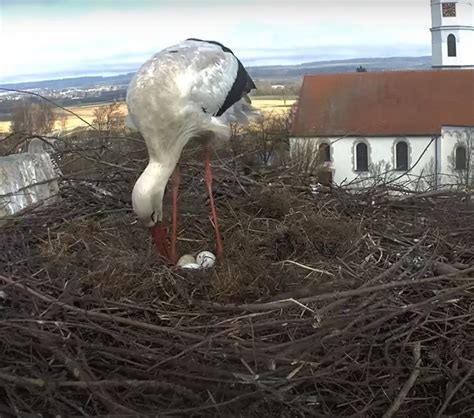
(0, 0, 431, 83)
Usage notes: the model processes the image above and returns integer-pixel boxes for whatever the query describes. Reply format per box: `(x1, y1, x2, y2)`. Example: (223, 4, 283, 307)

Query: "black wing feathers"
(186, 38, 256, 117)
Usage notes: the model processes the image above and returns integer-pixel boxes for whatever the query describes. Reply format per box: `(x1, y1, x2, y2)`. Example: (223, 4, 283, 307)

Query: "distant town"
(0, 84, 127, 116)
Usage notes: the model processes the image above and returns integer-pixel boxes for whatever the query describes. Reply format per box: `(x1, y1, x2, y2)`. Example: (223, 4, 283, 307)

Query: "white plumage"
(126, 38, 258, 263)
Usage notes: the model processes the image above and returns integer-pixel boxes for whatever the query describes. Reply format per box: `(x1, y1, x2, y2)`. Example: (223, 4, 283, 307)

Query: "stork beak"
(150, 222, 171, 263)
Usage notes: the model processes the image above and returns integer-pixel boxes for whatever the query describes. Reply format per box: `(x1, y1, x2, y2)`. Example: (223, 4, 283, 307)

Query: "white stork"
(126, 38, 258, 264)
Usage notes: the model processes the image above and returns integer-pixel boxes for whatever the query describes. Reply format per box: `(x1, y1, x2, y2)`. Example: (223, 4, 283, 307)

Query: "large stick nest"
(0, 133, 473, 416)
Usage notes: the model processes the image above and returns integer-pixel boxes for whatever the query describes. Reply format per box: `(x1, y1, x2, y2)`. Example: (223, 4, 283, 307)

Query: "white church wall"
(439, 125, 474, 186)
(457, 29, 474, 65)
(432, 29, 474, 67)
(290, 136, 437, 190)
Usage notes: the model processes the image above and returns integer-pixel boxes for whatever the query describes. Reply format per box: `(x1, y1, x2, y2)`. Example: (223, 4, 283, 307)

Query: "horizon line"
(0, 54, 432, 87)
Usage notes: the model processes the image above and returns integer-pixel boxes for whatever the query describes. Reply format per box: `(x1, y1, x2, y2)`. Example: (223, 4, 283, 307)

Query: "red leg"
(204, 146, 223, 258)
(150, 223, 170, 261)
(170, 165, 180, 264)
(150, 165, 180, 264)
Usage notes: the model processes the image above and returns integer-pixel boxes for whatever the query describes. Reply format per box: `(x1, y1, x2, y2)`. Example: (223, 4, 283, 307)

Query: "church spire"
(430, 0, 474, 68)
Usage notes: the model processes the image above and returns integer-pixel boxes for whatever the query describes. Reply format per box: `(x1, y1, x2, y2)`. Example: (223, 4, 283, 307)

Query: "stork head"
(131, 163, 166, 227)
(132, 162, 176, 262)
(132, 182, 163, 227)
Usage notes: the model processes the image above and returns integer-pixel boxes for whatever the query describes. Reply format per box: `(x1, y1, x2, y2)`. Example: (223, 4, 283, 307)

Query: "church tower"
(430, 0, 474, 68)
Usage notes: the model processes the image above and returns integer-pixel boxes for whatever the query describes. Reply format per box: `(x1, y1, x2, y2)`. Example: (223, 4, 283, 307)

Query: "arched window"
(455, 145, 467, 170)
(395, 141, 409, 170)
(355, 142, 368, 172)
(318, 142, 330, 163)
(447, 34, 456, 57)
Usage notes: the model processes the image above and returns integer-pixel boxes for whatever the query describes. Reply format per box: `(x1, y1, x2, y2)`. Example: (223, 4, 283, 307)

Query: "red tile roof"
(292, 70, 474, 137)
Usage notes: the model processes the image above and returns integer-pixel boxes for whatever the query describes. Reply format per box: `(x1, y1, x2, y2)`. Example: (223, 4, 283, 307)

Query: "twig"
(383, 341, 422, 418)
(200, 269, 474, 312)
(436, 365, 474, 418)
(0, 371, 200, 402)
(0, 274, 208, 341)
(278, 259, 334, 276)
(52, 347, 134, 414)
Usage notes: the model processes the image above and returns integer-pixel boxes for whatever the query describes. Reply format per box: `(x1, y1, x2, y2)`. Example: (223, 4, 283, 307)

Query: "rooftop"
(292, 69, 474, 137)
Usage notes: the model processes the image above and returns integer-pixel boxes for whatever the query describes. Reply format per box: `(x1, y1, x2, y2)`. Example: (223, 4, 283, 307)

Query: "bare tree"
(290, 138, 320, 174)
(247, 110, 291, 166)
(92, 102, 125, 132)
(286, 100, 298, 134)
(9, 98, 56, 134)
(58, 112, 68, 131)
(228, 122, 246, 168)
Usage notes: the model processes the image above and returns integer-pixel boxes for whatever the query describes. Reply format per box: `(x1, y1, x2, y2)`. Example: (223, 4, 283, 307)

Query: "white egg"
(177, 254, 196, 268)
(196, 251, 216, 269)
(181, 262, 202, 270)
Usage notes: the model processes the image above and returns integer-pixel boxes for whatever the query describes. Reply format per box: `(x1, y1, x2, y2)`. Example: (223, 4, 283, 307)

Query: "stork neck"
(140, 129, 191, 192)
(143, 159, 176, 189)
(132, 158, 176, 224)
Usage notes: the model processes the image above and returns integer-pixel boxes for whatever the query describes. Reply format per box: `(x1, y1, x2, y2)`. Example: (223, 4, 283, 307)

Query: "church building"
(290, 0, 474, 190)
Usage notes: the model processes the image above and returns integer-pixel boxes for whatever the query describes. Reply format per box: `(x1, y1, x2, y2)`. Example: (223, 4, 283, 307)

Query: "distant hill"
(0, 56, 432, 90)
(248, 56, 432, 81)
(0, 73, 135, 90)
